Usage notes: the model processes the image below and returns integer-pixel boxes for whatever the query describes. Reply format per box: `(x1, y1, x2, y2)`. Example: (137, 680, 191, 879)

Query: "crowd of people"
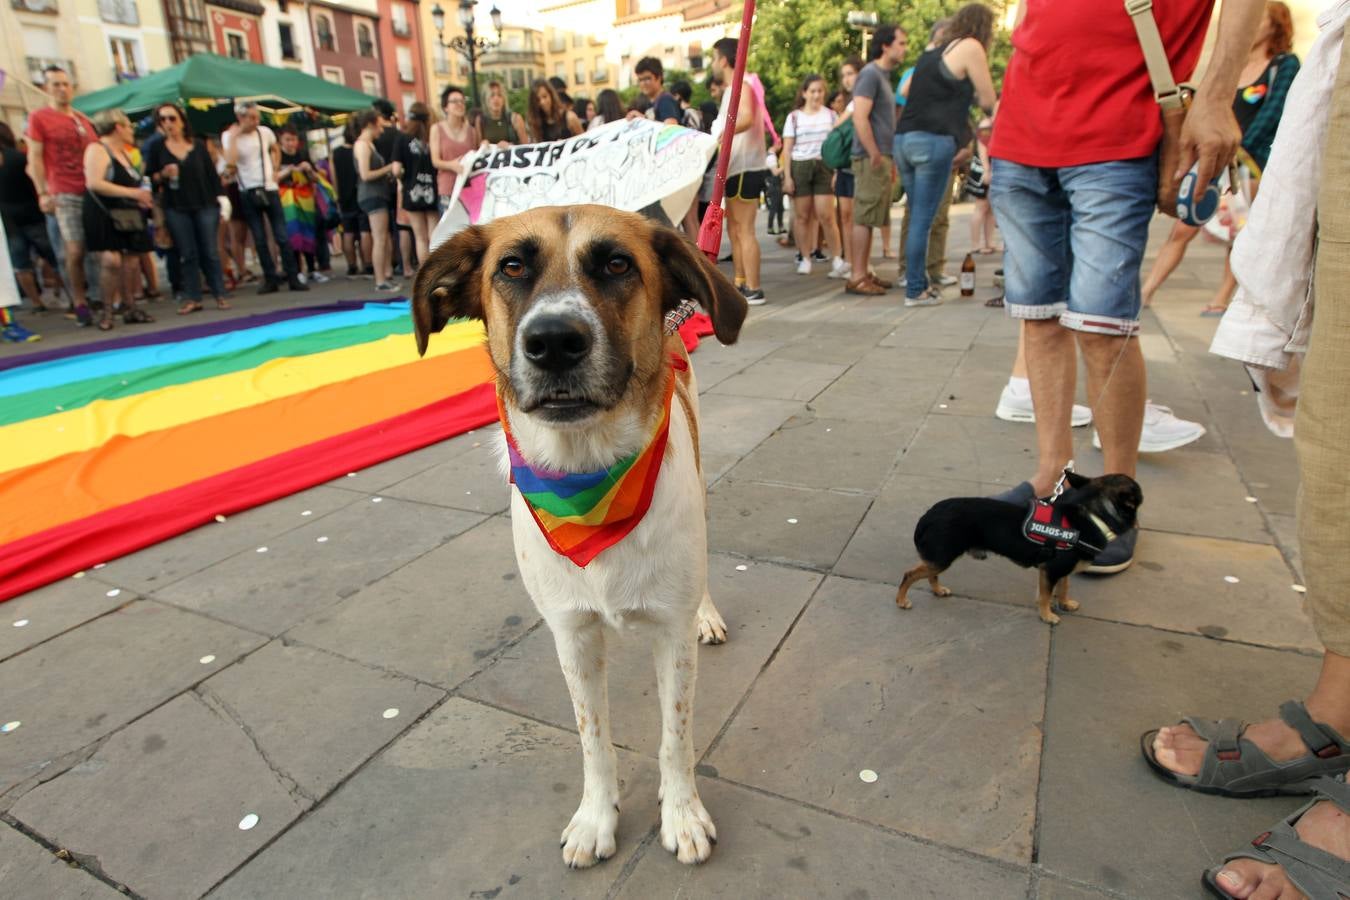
(0, 64, 704, 341)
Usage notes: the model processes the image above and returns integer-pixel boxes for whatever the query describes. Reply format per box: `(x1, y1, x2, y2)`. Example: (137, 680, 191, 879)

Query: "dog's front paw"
(661, 794, 717, 864)
(696, 598, 728, 645)
(1058, 597, 1080, 612)
(931, 585, 952, 597)
(1040, 611, 1061, 626)
(560, 800, 619, 868)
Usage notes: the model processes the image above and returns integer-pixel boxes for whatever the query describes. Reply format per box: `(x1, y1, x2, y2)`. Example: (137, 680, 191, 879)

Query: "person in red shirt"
(25, 65, 96, 325)
(986, 0, 1266, 573)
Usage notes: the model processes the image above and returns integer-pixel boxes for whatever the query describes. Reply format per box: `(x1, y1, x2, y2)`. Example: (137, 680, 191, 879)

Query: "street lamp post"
(431, 0, 503, 112)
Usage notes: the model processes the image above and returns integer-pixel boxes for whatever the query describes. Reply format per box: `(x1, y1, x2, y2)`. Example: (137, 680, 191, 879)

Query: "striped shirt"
(783, 107, 837, 161)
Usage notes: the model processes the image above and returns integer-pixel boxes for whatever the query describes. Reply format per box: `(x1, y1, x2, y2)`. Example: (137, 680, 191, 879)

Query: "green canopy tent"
(73, 53, 377, 134)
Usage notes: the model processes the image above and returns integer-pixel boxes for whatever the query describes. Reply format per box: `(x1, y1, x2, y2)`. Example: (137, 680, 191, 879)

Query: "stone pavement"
(0, 206, 1320, 900)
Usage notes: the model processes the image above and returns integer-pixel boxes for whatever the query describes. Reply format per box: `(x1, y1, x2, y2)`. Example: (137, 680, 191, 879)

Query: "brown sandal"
(215, 297, 232, 310)
(123, 307, 155, 324)
(177, 301, 203, 315)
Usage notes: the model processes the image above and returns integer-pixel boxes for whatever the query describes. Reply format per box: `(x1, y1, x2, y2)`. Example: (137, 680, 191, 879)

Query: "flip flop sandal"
(1141, 700, 1350, 798)
(97, 317, 114, 331)
(216, 298, 232, 310)
(122, 308, 155, 325)
(1201, 775, 1350, 899)
(985, 296, 1005, 307)
(177, 301, 203, 315)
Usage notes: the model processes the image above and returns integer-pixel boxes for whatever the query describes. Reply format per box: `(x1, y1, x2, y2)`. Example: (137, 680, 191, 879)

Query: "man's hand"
(1178, 96, 1241, 191)
(952, 147, 973, 170)
(38, 194, 54, 214)
(869, 150, 885, 171)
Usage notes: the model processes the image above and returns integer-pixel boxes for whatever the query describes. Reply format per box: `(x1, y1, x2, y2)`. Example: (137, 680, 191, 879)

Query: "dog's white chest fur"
(506, 400, 707, 630)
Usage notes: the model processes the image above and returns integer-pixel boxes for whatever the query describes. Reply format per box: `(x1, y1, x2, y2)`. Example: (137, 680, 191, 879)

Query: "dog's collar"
(663, 299, 699, 335)
(1022, 501, 1118, 555)
(499, 359, 681, 568)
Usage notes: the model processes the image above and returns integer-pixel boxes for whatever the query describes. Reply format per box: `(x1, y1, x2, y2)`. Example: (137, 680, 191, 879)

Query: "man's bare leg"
(850, 223, 872, 281)
(1078, 331, 1145, 478)
(66, 241, 88, 308)
(1024, 318, 1077, 495)
(730, 198, 760, 290)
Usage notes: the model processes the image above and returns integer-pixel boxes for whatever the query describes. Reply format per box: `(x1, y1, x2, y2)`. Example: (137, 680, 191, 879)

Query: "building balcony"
(480, 48, 543, 67)
(11, 0, 58, 14)
(548, 37, 565, 53)
(591, 68, 607, 84)
(392, 20, 410, 37)
(399, 66, 415, 83)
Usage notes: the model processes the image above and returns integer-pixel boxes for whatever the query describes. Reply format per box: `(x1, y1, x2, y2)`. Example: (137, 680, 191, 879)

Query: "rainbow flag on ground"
(0, 301, 497, 602)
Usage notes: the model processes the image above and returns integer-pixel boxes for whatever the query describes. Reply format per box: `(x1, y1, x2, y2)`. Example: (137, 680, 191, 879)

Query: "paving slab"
(766, 322, 887, 365)
(0, 823, 126, 899)
(210, 697, 657, 900)
(1131, 449, 1271, 543)
(323, 429, 484, 493)
(1066, 531, 1318, 652)
(895, 412, 1094, 485)
(461, 555, 822, 756)
(94, 485, 359, 594)
(199, 640, 444, 799)
(708, 356, 847, 402)
(689, 337, 785, 393)
(1036, 617, 1322, 900)
(614, 776, 1030, 899)
(707, 577, 1048, 864)
(0, 602, 264, 798)
(695, 393, 803, 486)
(0, 576, 127, 662)
(879, 301, 992, 351)
(808, 346, 962, 426)
(723, 414, 904, 494)
(152, 497, 484, 635)
(1033, 875, 1117, 900)
(706, 480, 872, 570)
(382, 432, 512, 515)
(9, 693, 309, 900)
(288, 516, 538, 688)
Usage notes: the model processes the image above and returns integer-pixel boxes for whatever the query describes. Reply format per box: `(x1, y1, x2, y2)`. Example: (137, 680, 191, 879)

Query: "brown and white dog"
(412, 206, 748, 868)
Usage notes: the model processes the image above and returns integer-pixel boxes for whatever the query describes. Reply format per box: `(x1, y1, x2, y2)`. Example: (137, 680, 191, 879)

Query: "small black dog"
(896, 472, 1143, 624)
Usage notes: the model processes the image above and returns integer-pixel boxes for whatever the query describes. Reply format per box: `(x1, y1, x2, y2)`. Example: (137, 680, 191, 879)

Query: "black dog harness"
(1022, 500, 1116, 556)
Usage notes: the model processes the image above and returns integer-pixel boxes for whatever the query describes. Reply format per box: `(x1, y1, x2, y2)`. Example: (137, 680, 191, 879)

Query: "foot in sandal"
(1142, 701, 1350, 798)
(1203, 775, 1350, 899)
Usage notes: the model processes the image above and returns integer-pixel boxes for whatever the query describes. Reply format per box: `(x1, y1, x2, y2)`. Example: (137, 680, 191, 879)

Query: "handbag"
(1125, 0, 1194, 217)
(244, 130, 273, 210)
(90, 144, 147, 232)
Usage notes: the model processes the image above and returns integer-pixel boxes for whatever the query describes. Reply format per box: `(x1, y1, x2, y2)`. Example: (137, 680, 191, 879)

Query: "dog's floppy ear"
(411, 225, 490, 356)
(650, 225, 748, 345)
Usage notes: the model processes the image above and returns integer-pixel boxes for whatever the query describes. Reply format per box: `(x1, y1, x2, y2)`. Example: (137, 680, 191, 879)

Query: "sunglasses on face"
(159, 114, 180, 122)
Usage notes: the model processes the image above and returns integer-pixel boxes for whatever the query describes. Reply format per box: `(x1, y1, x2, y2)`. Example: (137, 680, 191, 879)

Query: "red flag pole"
(697, 0, 757, 262)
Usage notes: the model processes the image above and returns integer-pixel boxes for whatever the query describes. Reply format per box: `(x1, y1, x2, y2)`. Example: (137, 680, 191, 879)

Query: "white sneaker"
(295, 272, 308, 285)
(995, 383, 1093, 427)
(1092, 401, 1206, 452)
(310, 271, 331, 284)
(828, 257, 851, 280)
(937, 274, 958, 287)
(796, 258, 812, 275)
(904, 287, 945, 307)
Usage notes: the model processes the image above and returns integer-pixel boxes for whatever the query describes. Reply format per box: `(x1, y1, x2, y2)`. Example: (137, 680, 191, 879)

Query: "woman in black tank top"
(893, 3, 997, 302)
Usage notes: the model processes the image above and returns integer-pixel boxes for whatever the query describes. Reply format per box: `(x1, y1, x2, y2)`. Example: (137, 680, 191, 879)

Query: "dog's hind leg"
(1053, 575, 1079, 613)
(897, 561, 945, 609)
(695, 588, 727, 645)
(1037, 569, 1060, 625)
(549, 612, 620, 868)
(652, 619, 717, 864)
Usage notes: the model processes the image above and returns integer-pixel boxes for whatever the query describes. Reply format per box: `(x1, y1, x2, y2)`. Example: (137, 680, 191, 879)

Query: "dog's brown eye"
(605, 255, 632, 276)
(500, 257, 526, 278)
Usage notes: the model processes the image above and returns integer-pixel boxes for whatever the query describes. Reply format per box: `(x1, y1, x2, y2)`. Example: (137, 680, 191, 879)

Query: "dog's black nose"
(522, 314, 593, 372)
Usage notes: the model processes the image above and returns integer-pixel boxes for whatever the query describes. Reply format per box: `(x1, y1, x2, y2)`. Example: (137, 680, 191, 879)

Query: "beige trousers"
(1297, 31, 1350, 656)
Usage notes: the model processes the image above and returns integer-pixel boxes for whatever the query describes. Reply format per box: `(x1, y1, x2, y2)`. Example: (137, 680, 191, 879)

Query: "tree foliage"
(747, 0, 1014, 126)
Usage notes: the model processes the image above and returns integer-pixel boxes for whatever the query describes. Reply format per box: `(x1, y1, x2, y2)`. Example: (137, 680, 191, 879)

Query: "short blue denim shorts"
(988, 157, 1156, 336)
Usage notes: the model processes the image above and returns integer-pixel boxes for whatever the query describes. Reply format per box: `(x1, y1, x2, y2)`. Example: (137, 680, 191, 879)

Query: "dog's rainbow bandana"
(499, 358, 683, 567)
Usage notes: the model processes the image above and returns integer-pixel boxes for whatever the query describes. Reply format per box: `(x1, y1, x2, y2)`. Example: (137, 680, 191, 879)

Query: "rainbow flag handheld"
(0, 301, 497, 602)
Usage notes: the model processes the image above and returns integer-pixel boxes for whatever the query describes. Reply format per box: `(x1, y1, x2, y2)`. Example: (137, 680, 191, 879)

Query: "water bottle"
(169, 167, 180, 191)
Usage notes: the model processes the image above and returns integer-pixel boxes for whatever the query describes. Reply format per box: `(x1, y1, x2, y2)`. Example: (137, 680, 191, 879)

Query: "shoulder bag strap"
(1124, 0, 1186, 110)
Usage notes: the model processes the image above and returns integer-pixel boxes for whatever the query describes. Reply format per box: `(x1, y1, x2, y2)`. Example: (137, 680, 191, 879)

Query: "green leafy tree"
(747, 0, 1013, 126)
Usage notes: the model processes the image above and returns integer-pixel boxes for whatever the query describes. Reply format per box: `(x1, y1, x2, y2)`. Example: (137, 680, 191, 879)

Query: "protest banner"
(430, 117, 717, 249)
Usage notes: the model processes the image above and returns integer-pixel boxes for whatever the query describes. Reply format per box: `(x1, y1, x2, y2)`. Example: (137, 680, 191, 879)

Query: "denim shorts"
(988, 157, 1157, 336)
(6, 220, 56, 272)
